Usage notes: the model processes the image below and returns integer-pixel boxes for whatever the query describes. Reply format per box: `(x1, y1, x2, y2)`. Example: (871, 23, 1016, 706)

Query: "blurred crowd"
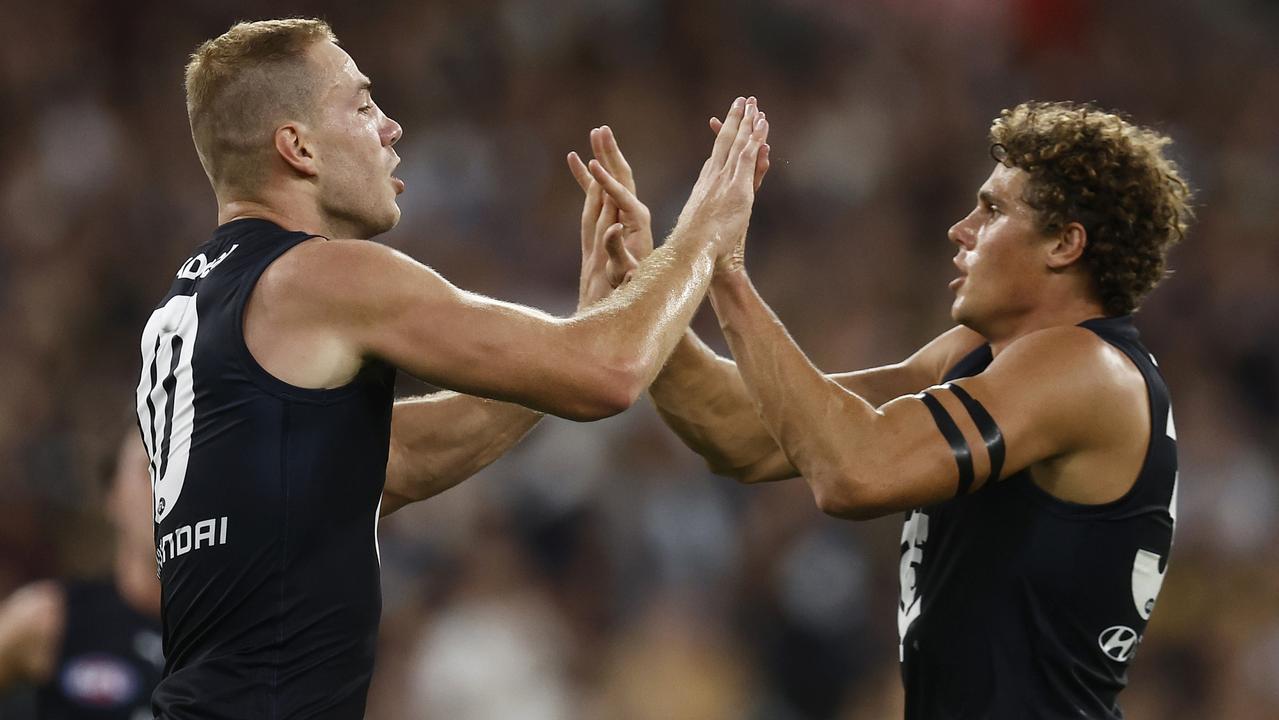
(2, 0, 1277, 717)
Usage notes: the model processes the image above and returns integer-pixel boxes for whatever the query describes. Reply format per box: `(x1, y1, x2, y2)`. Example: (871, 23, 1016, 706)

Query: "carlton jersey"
(898, 316, 1177, 719)
(134, 219, 395, 719)
(35, 580, 163, 720)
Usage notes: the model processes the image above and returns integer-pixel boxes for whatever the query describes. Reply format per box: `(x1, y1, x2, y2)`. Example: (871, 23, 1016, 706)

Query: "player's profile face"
(307, 41, 404, 239)
(946, 164, 1053, 330)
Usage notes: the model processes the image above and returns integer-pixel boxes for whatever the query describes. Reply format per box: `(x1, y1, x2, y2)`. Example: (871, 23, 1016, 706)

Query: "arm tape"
(945, 382, 1005, 486)
(917, 391, 975, 496)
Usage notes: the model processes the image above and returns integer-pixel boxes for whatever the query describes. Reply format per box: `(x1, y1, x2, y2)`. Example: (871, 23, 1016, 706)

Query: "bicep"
(313, 243, 617, 418)
(846, 334, 1098, 515)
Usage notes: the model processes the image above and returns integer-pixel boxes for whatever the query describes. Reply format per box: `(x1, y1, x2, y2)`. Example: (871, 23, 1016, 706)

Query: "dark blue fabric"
(35, 580, 163, 720)
(900, 316, 1178, 719)
(137, 220, 395, 719)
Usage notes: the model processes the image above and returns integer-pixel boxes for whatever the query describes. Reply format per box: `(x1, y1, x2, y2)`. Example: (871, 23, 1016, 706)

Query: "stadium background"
(1, 0, 1277, 717)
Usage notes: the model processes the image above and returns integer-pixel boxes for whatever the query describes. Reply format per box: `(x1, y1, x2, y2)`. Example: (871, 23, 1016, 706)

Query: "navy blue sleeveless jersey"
(35, 579, 163, 720)
(134, 219, 396, 719)
(897, 316, 1178, 719)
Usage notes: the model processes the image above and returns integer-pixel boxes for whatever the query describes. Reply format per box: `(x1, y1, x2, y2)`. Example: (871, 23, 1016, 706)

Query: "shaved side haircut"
(184, 18, 337, 194)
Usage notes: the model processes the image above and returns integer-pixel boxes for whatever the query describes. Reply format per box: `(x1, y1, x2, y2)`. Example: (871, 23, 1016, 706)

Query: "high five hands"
(568, 96, 771, 306)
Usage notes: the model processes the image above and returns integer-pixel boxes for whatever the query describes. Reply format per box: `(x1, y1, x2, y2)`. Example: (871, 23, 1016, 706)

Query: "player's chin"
(360, 204, 400, 239)
(378, 204, 401, 234)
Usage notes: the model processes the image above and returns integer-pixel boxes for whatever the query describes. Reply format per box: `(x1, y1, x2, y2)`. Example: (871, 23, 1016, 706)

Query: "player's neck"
(986, 294, 1108, 356)
(218, 198, 332, 237)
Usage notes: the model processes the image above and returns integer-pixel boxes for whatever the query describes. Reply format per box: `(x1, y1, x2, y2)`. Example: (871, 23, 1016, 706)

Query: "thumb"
(603, 223, 640, 285)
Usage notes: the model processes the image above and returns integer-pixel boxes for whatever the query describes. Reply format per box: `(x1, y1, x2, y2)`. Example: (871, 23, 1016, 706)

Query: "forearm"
(709, 271, 883, 508)
(574, 222, 717, 394)
(383, 392, 543, 514)
(649, 330, 797, 482)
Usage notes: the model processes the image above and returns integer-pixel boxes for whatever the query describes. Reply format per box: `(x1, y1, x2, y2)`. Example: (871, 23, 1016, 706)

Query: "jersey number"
(898, 509, 930, 660)
(136, 294, 199, 523)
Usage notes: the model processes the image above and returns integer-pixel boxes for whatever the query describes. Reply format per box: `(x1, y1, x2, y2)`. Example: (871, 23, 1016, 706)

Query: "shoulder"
(971, 325, 1146, 444)
(992, 325, 1137, 385)
(254, 239, 451, 319)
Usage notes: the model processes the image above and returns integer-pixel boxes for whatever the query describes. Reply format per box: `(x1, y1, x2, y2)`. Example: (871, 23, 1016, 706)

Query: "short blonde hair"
(184, 18, 337, 193)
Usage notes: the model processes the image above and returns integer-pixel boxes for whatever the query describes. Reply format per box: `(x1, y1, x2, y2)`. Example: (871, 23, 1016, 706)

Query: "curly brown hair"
(989, 101, 1193, 316)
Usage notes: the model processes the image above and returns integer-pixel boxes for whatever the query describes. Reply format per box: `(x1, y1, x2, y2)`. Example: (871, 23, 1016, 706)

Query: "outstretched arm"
(261, 98, 767, 424)
(708, 269, 1137, 519)
(381, 393, 542, 514)
(373, 100, 768, 510)
(569, 123, 983, 484)
(648, 326, 983, 483)
(380, 152, 622, 514)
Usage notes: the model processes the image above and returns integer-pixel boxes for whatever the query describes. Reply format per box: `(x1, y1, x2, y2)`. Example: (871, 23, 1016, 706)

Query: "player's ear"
(274, 122, 318, 177)
(1046, 221, 1087, 271)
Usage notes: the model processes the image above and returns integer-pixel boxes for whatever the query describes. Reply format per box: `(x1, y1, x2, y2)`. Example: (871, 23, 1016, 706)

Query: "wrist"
(711, 264, 750, 291)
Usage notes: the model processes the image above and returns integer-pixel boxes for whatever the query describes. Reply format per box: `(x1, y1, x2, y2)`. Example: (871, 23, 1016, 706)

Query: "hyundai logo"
(1098, 625, 1140, 662)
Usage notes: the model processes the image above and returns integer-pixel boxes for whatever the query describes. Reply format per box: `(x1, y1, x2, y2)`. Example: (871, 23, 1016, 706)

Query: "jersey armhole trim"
(232, 234, 370, 406)
(1016, 334, 1163, 520)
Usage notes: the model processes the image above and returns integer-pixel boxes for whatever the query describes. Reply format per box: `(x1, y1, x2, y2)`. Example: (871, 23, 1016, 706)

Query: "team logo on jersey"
(1098, 625, 1140, 662)
(60, 653, 140, 707)
(175, 244, 238, 280)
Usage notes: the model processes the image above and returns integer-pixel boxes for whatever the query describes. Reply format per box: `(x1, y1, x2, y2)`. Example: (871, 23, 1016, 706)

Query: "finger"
(599, 126, 636, 192)
(595, 195, 617, 246)
(604, 224, 641, 270)
(567, 151, 592, 193)
(581, 190, 603, 255)
(733, 115, 769, 186)
(589, 127, 606, 169)
(709, 117, 723, 134)
(580, 178, 603, 255)
(726, 98, 760, 170)
(709, 96, 747, 169)
(588, 159, 645, 215)
(754, 143, 770, 192)
(603, 224, 641, 286)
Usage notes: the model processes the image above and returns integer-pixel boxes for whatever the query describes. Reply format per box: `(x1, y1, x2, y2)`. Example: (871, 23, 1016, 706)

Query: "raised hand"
(587, 126, 654, 265)
(593, 96, 770, 276)
(567, 127, 651, 306)
(709, 116, 770, 192)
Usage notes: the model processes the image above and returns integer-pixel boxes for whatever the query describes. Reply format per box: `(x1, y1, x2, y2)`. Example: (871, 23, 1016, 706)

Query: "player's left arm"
(379, 135, 634, 516)
(709, 270, 1122, 519)
(380, 393, 541, 516)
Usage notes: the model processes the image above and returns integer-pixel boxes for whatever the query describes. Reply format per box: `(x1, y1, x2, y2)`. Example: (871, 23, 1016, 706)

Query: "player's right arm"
(570, 122, 985, 482)
(0, 582, 63, 690)
(649, 326, 985, 483)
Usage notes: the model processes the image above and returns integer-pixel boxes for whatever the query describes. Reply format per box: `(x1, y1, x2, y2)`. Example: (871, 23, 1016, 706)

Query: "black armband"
(918, 391, 975, 496)
(945, 382, 1005, 486)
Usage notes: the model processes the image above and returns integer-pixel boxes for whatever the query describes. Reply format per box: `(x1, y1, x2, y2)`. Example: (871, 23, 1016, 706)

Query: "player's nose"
(383, 116, 402, 147)
(948, 212, 975, 249)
